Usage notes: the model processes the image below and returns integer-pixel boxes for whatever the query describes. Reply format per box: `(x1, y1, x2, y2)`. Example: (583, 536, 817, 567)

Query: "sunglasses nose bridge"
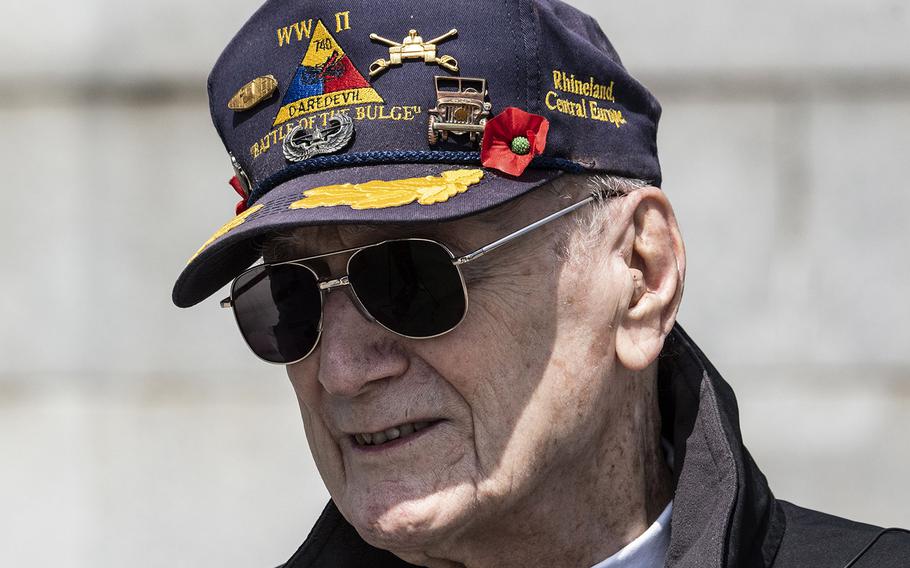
(318, 275, 350, 291)
(318, 275, 377, 324)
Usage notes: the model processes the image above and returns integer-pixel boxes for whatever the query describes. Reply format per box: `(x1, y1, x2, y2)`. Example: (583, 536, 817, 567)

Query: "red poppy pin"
(480, 107, 550, 177)
(229, 176, 250, 215)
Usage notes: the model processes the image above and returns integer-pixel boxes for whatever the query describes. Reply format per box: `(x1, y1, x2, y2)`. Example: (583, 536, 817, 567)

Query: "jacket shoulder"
(279, 501, 416, 568)
(772, 500, 910, 567)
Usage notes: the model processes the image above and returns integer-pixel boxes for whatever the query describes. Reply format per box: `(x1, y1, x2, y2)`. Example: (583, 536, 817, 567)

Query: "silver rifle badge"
(283, 113, 355, 163)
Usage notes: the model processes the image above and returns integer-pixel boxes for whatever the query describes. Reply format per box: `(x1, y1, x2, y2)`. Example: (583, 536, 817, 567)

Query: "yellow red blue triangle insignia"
(273, 19, 384, 127)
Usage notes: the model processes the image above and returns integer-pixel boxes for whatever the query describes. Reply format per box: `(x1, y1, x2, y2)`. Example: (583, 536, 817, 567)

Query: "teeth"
(353, 421, 434, 446)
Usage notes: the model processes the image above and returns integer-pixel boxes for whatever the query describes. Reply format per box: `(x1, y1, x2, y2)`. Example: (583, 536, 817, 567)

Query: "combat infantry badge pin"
(228, 75, 279, 111)
(369, 28, 459, 77)
(283, 113, 356, 162)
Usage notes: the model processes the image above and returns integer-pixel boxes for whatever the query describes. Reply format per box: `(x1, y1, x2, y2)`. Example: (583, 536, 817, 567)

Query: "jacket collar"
(283, 324, 786, 568)
(659, 324, 785, 567)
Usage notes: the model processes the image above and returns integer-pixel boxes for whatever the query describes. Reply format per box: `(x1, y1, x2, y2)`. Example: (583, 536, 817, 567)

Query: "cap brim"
(172, 163, 562, 308)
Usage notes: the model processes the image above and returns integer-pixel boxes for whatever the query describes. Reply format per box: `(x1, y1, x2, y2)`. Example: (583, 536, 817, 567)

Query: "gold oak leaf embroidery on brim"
(290, 169, 484, 210)
(188, 204, 264, 264)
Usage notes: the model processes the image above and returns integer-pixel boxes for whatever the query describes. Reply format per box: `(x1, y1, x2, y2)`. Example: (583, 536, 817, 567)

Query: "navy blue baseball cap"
(172, 0, 662, 308)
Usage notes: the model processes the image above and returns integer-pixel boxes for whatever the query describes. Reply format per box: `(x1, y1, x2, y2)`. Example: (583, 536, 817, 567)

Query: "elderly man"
(173, 1, 909, 566)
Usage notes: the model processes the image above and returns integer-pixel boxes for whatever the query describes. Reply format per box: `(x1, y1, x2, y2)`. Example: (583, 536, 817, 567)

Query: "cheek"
(556, 255, 627, 366)
(286, 362, 347, 497)
(414, 250, 561, 376)
(406, 263, 564, 473)
(463, 257, 623, 472)
(467, 262, 561, 349)
(428, 267, 560, 396)
(287, 358, 322, 418)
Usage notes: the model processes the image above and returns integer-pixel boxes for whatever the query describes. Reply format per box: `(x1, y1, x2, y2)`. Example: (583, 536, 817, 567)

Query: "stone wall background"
(1, 1, 908, 566)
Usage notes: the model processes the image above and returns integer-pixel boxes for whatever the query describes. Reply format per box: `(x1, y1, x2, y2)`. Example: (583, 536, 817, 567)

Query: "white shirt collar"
(590, 500, 673, 568)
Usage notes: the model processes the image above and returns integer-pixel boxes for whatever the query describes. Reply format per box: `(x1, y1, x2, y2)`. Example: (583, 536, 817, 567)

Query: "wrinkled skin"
(275, 177, 686, 568)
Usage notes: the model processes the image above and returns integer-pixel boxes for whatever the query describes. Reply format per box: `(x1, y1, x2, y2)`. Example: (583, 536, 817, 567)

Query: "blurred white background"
(1, 1, 908, 566)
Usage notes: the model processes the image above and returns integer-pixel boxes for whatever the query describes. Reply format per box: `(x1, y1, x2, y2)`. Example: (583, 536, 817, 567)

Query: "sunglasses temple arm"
(454, 195, 597, 265)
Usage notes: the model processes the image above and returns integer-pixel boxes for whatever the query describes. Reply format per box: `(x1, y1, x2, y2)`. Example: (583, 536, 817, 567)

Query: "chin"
(342, 482, 476, 552)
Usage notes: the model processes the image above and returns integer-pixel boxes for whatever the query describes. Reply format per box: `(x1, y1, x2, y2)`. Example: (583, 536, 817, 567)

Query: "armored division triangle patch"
(273, 20, 384, 127)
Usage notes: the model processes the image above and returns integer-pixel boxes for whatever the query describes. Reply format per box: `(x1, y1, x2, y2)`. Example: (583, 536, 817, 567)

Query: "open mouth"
(351, 420, 439, 447)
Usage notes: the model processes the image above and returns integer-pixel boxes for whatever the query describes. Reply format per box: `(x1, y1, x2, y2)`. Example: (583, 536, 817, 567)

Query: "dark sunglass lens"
(231, 264, 322, 363)
(348, 240, 466, 337)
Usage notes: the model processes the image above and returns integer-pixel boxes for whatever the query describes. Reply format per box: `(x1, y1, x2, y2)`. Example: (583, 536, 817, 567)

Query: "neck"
(407, 365, 674, 568)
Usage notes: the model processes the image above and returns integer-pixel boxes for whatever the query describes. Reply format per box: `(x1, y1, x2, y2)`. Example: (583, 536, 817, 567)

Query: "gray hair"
(543, 174, 649, 261)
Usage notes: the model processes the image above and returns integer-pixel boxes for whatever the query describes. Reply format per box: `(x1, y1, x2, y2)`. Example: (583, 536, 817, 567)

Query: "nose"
(315, 285, 409, 398)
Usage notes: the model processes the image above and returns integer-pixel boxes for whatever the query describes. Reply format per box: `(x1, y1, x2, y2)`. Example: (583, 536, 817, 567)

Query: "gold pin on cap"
(228, 75, 279, 111)
(369, 28, 459, 77)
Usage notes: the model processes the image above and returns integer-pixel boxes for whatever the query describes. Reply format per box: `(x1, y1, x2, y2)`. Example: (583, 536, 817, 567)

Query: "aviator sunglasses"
(221, 189, 610, 364)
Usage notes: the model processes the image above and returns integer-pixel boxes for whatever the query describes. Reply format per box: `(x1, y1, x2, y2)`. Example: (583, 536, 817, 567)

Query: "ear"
(615, 188, 686, 372)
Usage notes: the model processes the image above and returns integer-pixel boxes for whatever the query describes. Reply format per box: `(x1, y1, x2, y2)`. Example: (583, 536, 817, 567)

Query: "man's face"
(281, 185, 635, 553)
